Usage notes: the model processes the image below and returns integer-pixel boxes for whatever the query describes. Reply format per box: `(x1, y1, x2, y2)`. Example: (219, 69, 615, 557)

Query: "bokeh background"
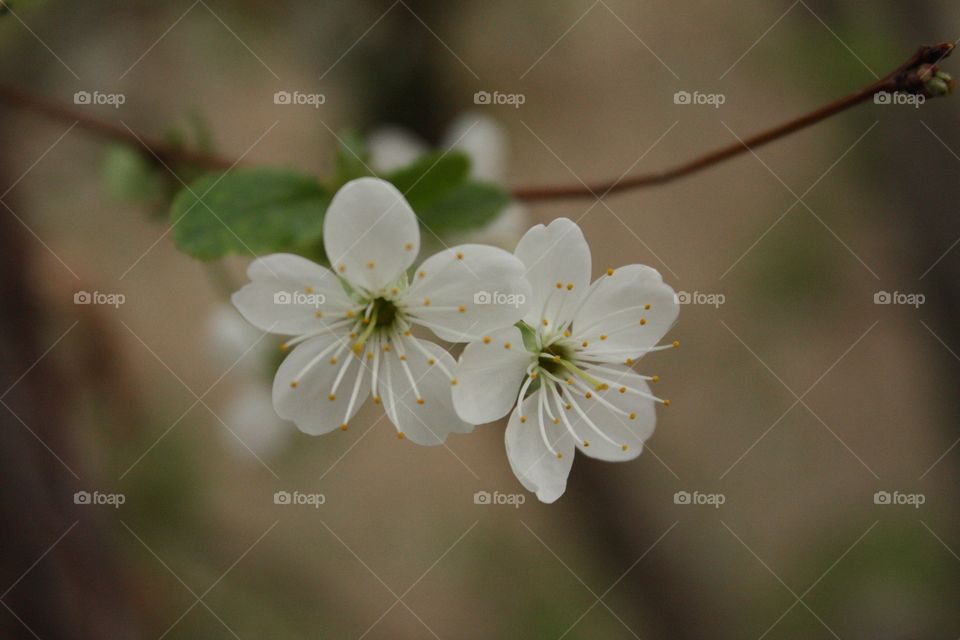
(2, 1, 959, 638)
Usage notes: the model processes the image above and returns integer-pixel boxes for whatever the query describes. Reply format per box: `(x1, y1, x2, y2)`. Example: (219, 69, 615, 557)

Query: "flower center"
(353, 296, 401, 354)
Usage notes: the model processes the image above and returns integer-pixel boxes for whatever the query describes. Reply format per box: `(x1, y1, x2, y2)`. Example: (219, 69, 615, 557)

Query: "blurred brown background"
(1, 1, 959, 638)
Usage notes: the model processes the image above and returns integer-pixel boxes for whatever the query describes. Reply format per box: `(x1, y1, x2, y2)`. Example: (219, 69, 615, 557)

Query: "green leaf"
(170, 168, 330, 261)
(415, 181, 510, 234)
(384, 151, 470, 210)
(101, 144, 163, 203)
(332, 129, 371, 187)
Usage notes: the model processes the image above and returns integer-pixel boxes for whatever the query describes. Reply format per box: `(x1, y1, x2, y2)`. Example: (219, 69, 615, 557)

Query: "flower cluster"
(233, 177, 678, 502)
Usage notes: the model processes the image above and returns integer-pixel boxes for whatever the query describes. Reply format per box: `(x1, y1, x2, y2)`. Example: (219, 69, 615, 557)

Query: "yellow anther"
(530, 372, 539, 379)
(418, 270, 426, 279)
(328, 394, 336, 401)
(352, 343, 364, 355)
(315, 310, 323, 318)
(651, 375, 660, 383)
(585, 391, 593, 399)
(399, 354, 407, 361)
(553, 355, 562, 362)
(366, 352, 374, 360)
(423, 298, 431, 306)
(565, 403, 572, 410)
(639, 318, 647, 326)
(338, 263, 346, 273)
(404, 242, 414, 251)
(329, 357, 338, 365)
(451, 378, 458, 386)
(397, 431, 406, 439)
(455, 251, 464, 260)
(629, 412, 637, 420)
(367, 260, 376, 269)
(553, 418, 560, 425)
(600, 334, 608, 340)
(619, 387, 626, 394)
(362, 318, 371, 325)
(566, 378, 573, 385)
(391, 287, 399, 296)
(427, 358, 436, 365)
(482, 336, 491, 344)
(625, 358, 634, 365)
(663, 399, 671, 407)
(606, 268, 614, 276)
(555, 281, 563, 289)
(346, 310, 355, 318)
(383, 344, 391, 352)
(542, 319, 549, 326)
(581, 340, 589, 348)
(305, 286, 314, 294)
(403, 330, 412, 337)
(563, 330, 571, 338)
(458, 305, 466, 313)
(566, 282, 574, 290)
(280, 342, 289, 352)
(504, 342, 512, 349)
(349, 332, 357, 338)
(644, 304, 651, 310)
(416, 398, 425, 405)
(556, 452, 564, 459)
(340, 423, 348, 431)
(519, 415, 527, 423)
(373, 396, 381, 405)
(290, 381, 299, 388)
(596, 383, 609, 391)
(583, 440, 590, 447)
(621, 444, 629, 451)
(672, 340, 680, 348)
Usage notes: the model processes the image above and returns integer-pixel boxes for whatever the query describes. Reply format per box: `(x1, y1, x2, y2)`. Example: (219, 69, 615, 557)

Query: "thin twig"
(0, 43, 953, 200)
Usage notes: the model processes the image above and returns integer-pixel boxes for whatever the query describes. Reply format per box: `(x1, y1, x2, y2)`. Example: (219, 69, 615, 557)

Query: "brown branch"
(0, 86, 234, 171)
(511, 42, 956, 201)
(0, 43, 953, 199)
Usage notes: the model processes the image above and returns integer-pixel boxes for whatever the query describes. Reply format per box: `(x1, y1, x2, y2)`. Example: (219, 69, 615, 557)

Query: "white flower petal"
(378, 337, 472, 446)
(231, 254, 354, 336)
(514, 218, 592, 328)
(574, 264, 678, 361)
(405, 245, 531, 343)
(442, 112, 508, 182)
(323, 177, 420, 293)
(505, 392, 575, 503)
(272, 332, 370, 435)
(566, 365, 656, 461)
(367, 126, 429, 174)
(453, 326, 532, 425)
